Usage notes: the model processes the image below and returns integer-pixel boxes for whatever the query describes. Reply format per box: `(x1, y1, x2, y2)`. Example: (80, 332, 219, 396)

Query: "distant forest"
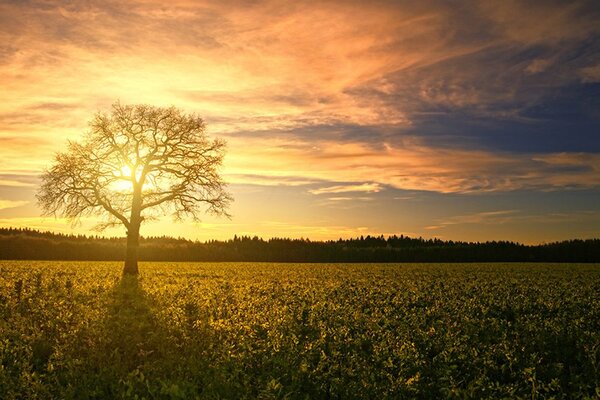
(1, 227, 599, 262)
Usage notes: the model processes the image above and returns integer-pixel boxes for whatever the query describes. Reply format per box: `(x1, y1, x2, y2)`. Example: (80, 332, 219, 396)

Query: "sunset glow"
(0, 0, 599, 243)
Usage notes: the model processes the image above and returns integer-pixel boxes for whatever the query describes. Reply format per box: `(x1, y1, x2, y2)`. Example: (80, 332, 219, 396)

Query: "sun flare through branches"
(37, 102, 232, 274)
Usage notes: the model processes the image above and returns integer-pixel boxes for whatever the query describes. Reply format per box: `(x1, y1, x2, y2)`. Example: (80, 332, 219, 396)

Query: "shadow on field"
(103, 276, 159, 371)
(66, 275, 182, 397)
(68, 274, 280, 398)
(81, 274, 230, 398)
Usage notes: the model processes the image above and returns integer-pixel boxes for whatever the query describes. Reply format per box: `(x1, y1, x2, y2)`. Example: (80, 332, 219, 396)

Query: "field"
(0, 262, 599, 399)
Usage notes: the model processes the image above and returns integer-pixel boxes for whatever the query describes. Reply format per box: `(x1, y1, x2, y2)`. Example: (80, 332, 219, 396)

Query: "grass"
(0, 261, 599, 399)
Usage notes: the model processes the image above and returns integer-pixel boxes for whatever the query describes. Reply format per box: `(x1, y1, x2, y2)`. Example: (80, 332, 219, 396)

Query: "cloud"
(0, 0, 598, 210)
(225, 135, 600, 193)
(426, 209, 600, 231)
(579, 65, 600, 83)
(425, 210, 519, 230)
(3, 0, 596, 141)
(225, 173, 318, 187)
(325, 197, 354, 202)
(0, 173, 39, 188)
(525, 58, 554, 74)
(0, 200, 29, 211)
(0, 180, 35, 188)
(309, 183, 382, 195)
(0, 137, 56, 173)
(478, 1, 600, 45)
(254, 220, 398, 240)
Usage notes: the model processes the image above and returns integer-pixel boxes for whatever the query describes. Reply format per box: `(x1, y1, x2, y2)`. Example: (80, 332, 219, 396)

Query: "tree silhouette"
(37, 102, 232, 274)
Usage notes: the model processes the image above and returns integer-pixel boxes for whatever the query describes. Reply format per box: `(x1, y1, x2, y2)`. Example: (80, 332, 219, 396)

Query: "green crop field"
(0, 261, 599, 399)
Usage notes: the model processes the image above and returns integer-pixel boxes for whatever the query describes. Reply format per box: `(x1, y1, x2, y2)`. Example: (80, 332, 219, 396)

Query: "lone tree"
(37, 102, 232, 275)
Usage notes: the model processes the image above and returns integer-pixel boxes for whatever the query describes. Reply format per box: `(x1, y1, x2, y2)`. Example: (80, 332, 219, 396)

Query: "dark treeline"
(0, 227, 599, 262)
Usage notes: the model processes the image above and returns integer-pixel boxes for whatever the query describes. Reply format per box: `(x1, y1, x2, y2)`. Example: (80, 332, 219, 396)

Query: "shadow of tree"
(60, 276, 185, 398)
(58, 275, 269, 399)
(102, 276, 159, 370)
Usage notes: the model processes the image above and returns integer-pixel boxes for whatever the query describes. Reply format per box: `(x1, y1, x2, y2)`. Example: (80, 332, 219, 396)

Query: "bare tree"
(37, 102, 232, 275)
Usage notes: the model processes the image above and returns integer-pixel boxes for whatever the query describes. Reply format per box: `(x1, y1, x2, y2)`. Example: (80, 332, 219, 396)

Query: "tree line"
(1, 227, 598, 262)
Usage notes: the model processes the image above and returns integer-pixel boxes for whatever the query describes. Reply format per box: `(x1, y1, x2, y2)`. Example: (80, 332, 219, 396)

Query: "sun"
(120, 165, 132, 177)
(110, 165, 160, 193)
(109, 165, 135, 193)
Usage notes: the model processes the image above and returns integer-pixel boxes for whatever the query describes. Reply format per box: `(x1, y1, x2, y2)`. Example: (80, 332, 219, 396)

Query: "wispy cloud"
(425, 210, 519, 230)
(326, 197, 374, 202)
(0, 200, 29, 211)
(0, 173, 40, 188)
(579, 65, 600, 83)
(255, 220, 396, 240)
(226, 173, 318, 187)
(0, 180, 35, 188)
(225, 136, 600, 193)
(426, 210, 600, 232)
(309, 183, 382, 195)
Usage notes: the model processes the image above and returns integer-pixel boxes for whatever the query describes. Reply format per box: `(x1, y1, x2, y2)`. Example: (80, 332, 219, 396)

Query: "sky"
(0, 0, 599, 244)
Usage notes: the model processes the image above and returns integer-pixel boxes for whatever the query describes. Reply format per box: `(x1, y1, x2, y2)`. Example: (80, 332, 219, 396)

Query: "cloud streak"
(0, 200, 29, 211)
(225, 136, 600, 193)
(309, 183, 382, 195)
(425, 210, 519, 230)
(425, 209, 600, 234)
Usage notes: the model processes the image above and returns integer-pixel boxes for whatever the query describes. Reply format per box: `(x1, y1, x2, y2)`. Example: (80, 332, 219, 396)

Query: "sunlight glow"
(109, 165, 162, 193)
(110, 179, 133, 193)
(108, 165, 136, 193)
(121, 165, 132, 177)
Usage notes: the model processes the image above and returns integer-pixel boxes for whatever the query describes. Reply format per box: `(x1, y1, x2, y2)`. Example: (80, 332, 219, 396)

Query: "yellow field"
(1, 261, 599, 399)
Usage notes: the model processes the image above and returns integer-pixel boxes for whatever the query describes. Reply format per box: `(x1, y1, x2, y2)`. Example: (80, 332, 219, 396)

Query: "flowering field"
(0, 261, 599, 399)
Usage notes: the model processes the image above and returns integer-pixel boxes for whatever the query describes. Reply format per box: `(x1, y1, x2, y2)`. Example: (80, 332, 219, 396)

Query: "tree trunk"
(123, 184, 143, 275)
(123, 223, 140, 275)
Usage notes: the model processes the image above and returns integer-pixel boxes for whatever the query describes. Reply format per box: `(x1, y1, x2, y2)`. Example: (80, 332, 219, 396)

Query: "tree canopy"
(37, 102, 232, 274)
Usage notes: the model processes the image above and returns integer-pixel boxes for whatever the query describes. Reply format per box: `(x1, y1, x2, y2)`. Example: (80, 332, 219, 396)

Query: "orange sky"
(1, 0, 599, 243)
